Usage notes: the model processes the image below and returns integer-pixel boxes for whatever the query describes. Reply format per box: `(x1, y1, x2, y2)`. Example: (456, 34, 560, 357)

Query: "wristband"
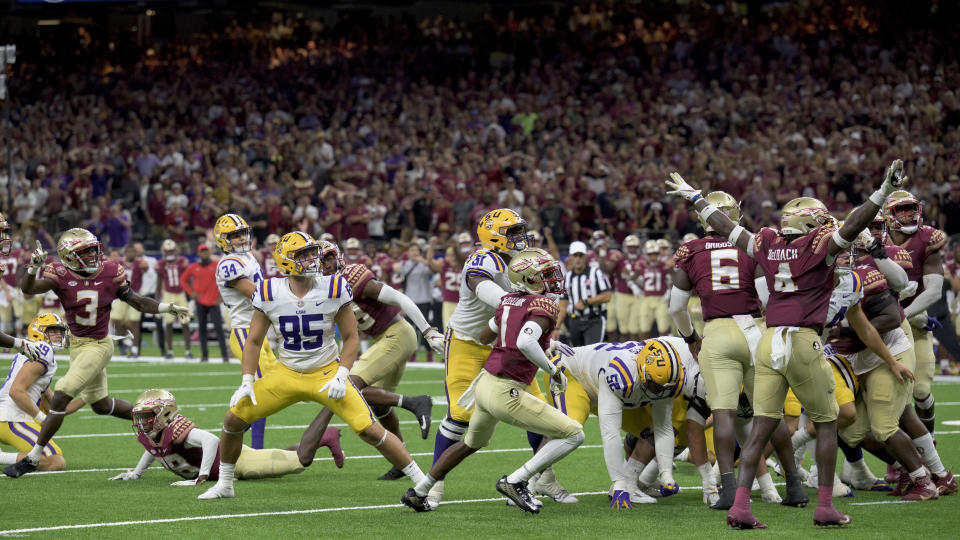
(34, 411, 47, 424)
(698, 203, 718, 222)
(27, 266, 39, 276)
(680, 330, 699, 344)
(728, 225, 746, 245)
(869, 189, 887, 207)
(158, 302, 171, 313)
(831, 229, 852, 249)
(241, 373, 255, 385)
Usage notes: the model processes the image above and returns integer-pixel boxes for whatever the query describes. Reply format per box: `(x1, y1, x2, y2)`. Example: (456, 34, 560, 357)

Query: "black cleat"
(406, 395, 433, 439)
(3, 457, 38, 478)
(710, 489, 735, 511)
(378, 466, 406, 481)
(401, 488, 434, 512)
(782, 473, 809, 507)
(496, 476, 540, 514)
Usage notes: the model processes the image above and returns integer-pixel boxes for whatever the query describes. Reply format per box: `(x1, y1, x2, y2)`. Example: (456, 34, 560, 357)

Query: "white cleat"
(534, 468, 578, 503)
(832, 474, 854, 498)
(197, 482, 234, 500)
(703, 487, 720, 506)
(608, 483, 657, 504)
(674, 447, 691, 464)
(761, 488, 782, 504)
(804, 465, 819, 489)
(839, 459, 881, 491)
(426, 480, 444, 509)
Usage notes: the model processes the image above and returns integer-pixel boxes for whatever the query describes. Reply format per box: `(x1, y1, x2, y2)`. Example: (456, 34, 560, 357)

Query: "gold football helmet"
(274, 232, 320, 276)
(656, 238, 672, 252)
(699, 191, 741, 234)
(161, 239, 178, 261)
(132, 389, 179, 438)
(507, 248, 565, 295)
(681, 233, 699, 243)
(780, 197, 831, 235)
(343, 237, 362, 261)
(623, 235, 641, 257)
(27, 312, 67, 350)
(637, 339, 685, 395)
(213, 214, 252, 254)
(57, 228, 102, 273)
(477, 208, 528, 256)
(643, 239, 659, 255)
(0, 212, 12, 257)
(883, 190, 922, 234)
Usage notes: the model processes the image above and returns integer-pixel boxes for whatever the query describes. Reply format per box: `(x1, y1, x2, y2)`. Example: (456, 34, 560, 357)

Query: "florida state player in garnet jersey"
(3, 229, 191, 478)
(157, 240, 193, 359)
(667, 159, 909, 529)
(669, 191, 805, 511)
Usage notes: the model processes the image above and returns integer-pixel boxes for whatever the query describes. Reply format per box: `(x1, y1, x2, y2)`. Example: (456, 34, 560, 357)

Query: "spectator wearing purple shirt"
(103, 203, 132, 250)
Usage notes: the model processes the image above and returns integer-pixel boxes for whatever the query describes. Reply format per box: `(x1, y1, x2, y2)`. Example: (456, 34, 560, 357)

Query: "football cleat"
(378, 466, 405, 481)
(781, 477, 809, 508)
(608, 482, 656, 505)
(932, 471, 958, 495)
(888, 470, 912, 497)
(902, 475, 939, 501)
(813, 507, 851, 527)
(761, 488, 782, 504)
(884, 464, 900, 484)
(534, 467, 578, 503)
(3, 457, 38, 478)
(727, 508, 767, 530)
(839, 459, 886, 491)
(834, 480, 854, 498)
(320, 427, 344, 468)
(703, 487, 720, 506)
(197, 482, 235, 499)
(401, 488, 434, 512)
(710, 489, 734, 511)
(426, 479, 444, 509)
(659, 482, 680, 497)
(497, 476, 540, 514)
(406, 395, 433, 440)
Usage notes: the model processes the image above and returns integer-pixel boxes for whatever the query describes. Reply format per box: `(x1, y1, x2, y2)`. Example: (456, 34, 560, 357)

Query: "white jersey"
(825, 271, 864, 328)
(216, 252, 264, 329)
(0, 347, 57, 422)
(251, 275, 352, 373)
(447, 249, 511, 343)
(560, 337, 703, 486)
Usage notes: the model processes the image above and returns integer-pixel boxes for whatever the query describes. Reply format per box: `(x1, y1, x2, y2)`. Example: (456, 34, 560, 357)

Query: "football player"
(0, 313, 76, 471)
(883, 191, 946, 433)
(0, 213, 25, 334)
(638, 240, 671, 338)
(157, 239, 192, 360)
(430, 209, 564, 506)
(294, 240, 441, 480)
(4, 230, 191, 478)
(214, 214, 275, 449)
(258, 234, 283, 279)
(109, 389, 340, 485)
(610, 235, 644, 342)
(342, 237, 372, 267)
(109, 246, 147, 358)
(666, 159, 908, 528)
(402, 248, 583, 513)
(198, 232, 426, 500)
(438, 233, 472, 329)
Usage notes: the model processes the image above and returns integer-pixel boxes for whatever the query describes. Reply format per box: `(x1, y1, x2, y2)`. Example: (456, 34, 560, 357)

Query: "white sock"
(639, 459, 659, 485)
(791, 425, 814, 451)
(27, 445, 43, 463)
(511, 432, 584, 484)
(757, 472, 775, 492)
(625, 457, 646, 479)
(218, 462, 236, 486)
(696, 462, 715, 485)
(414, 473, 436, 496)
(909, 467, 928, 481)
(913, 434, 946, 475)
(847, 456, 872, 476)
(0, 450, 18, 464)
(402, 460, 425, 485)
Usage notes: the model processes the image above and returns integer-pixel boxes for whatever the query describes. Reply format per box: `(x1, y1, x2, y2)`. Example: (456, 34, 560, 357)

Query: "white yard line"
(848, 500, 918, 506)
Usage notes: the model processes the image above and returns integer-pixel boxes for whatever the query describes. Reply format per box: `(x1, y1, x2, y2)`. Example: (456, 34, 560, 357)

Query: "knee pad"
(438, 417, 468, 442)
(916, 393, 935, 410)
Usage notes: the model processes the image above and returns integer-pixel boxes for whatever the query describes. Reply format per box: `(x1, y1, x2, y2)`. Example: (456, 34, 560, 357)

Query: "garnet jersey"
(120, 258, 144, 294)
(136, 414, 220, 480)
(1, 247, 23, 287)
(613, 255, 644, 294)
(343, 253, 373, 268)
(639, 259, 669, 297)
(341, 263, 401, 337)
(484, 293, 559, 385)
(260, 249, 283, 279)
(441, 258, 462, 303)
(891, 226, 946, 308)
(858, 245, 913, 274)
(40, 290, 61, 310)
(42, 259, 128, 338)
(157, 256, 190, 293)
(753, 225, 835, 328)
(0, 347, 57, 422)
(675, 237, 761, 320)
(387, 259, 406, 291)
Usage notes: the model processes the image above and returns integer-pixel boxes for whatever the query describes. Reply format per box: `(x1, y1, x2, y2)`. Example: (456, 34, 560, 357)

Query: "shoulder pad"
(862, 268, 888, 296)
(342, 264, 375, 290)
(168, 415, 196, 445)
(926, 228, 947, 255)
(810, 225, 835, 254)
(529, 297, 560, 323)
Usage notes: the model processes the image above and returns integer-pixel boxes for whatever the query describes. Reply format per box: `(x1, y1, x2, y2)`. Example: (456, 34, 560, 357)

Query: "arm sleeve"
(668, 286, 694, 336)
(184, 428, 222, 478)
(754, 276, 769, 308)
(597, 382, 628, 486)
(651, 400, 676, 484)
(475, 279, 509, 309)
(874, 257, 908, 291)
(903, 274, 945, 317)
(377, 284, 432, 333)
(131, 451, 155, 477)
(515, 320, 555, 374)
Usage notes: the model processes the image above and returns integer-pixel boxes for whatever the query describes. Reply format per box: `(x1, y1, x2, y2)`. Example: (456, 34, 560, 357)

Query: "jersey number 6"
(278, 314, 324, 351)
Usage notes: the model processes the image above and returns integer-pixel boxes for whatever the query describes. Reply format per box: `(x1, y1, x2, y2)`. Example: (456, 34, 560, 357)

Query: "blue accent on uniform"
(432, 418, 469, 469)
(489, 252, 505, 272)
(250, 418, 266, 450)
(266, 279, 274, 301)
(465, 269, 494, 281)
(527, 432, 543, 454)
(838, 438, 864, 463)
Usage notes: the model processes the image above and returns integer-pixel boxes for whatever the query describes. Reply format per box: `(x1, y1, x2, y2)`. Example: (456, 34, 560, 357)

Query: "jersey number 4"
(278, 314, 324, 351)
(773, 262, 797, 293)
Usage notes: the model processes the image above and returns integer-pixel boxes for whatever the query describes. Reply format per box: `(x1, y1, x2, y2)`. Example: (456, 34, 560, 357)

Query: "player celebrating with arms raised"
(666, 159, 908, 529)
(4, 229, 191, 478)
(198, 232, 426, 500)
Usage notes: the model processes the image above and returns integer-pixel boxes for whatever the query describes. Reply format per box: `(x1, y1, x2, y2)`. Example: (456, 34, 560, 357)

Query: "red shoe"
(888, 470, 911, 496)
(884, 464, 899, 484)
(932, 471, 958, 495)
(813, 506, 851, 527)
(320, 427, 344, 468)
(727, 508, 767, 530)
(903, 475, 939, 501)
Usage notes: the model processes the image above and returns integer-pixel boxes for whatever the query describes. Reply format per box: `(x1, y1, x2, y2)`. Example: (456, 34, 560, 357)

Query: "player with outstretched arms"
(666, 159, 908, 528)
(4, 229, 191, 478)
(198, 232, 426, 500)
(401, 248, 583, 514)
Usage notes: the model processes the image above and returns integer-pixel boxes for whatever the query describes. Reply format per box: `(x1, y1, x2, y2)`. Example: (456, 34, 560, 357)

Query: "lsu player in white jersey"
(214, 213, 276, 450)
(199, 232, 426, 500)
(0, 313, 75, 471)
(550, 337, 716, 508)
(431, 209, 563, 506)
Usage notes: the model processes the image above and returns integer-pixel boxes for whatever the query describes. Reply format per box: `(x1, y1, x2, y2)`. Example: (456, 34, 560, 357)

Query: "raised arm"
(831, 160, 909, 256)
(665, 174, 754, 255)
(19, 242, 57, 295)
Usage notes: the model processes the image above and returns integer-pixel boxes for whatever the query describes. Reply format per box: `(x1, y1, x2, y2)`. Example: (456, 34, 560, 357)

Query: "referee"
(557, 241, 612, 346)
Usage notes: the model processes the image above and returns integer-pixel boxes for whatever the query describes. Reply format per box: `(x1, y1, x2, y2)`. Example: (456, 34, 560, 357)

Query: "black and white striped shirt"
(562, 265, 611, 319)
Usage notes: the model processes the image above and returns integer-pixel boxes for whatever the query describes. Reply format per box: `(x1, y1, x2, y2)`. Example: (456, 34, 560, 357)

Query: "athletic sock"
(624, 457, 646, 480)
(432, 418, 468, 466)
(756, 472, 775, 492)
(732, 486, 751, 512)
(913, 433, 946, 475)
(402, 460, 425, 485)
(414, 473, 436, 497)
(250, 418, 266, 449)
(909, 467, 928, 482)
(817, 485, 832, 508)
(719, 471, 736, 494)
(0, 450, 18, 464)
(513, 432, 583, 483)
(219, 462, 236, 486)
(506, 464, 535, 484)
(639, 459, 659, 486)
(26, 445, 43, 464)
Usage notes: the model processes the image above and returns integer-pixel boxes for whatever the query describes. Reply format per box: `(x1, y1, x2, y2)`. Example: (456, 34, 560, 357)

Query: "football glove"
(229, 374, 257, 407)
(423, 327, 445, 355)
(109, 471, 141, 481)
(549, 369, 568, 394)
(13, 338, 47, 362)
(28, 241, 46, 273)
(923, 316, 943, 331)
(160, 302, 193, 324)
(880, 159, 908, 195)
(610, 489, 633, 509)
(319, 366, 350, 400)
(665, 172, 702, 202)
(171, 479, 199, 486)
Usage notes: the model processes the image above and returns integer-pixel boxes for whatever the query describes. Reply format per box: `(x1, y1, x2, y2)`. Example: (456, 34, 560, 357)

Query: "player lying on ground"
(109, 389, 342, 485)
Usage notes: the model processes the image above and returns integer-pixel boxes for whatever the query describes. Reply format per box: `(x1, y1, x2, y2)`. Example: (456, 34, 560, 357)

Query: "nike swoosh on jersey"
(94, 281, 103, 285)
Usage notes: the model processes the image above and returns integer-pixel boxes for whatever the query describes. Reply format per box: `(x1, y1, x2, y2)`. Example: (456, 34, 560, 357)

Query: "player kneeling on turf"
(110, 389, 335, 485)
(401, 248, 585, 514)
(198, 232, 426, 500)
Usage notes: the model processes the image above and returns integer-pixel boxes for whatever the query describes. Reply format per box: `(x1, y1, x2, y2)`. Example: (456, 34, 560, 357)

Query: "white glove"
(229, 374, 257, 407)
(14, 338, 47, 361)
(423, 327, 445, 355)
(550, 369, 568, 394)
(546, 340, 574, 358)
(853, 228, 874, 251)
(908, 311, 928, 330)
(880, 159, 908, 195)
(665, 172, 702, 202)
(899, 280, 918, 300)
(159, 302, 193, 323)
(319, 366, 350, 400)
(109, 471, 142, 481)
(628, 281, 643, 297)
(28, 241, 46, 272)
(171, 479, 199, 486)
